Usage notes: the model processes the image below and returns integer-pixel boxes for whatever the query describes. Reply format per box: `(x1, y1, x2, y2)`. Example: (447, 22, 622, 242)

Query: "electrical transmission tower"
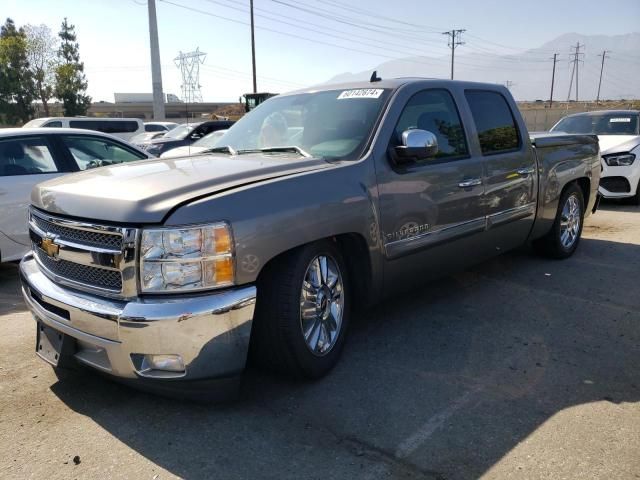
(504, 80, 515, 91)
(442, 29, 466, 80)
(567, 43, 584, 102)
(596, 50, 611, 104)
(174, 48, 207, 103)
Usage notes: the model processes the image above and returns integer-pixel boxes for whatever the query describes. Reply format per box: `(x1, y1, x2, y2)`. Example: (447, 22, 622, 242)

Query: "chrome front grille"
(29, 208, 138, 298)
(31, 214, 123, 250)
(34, 247, 123, 291)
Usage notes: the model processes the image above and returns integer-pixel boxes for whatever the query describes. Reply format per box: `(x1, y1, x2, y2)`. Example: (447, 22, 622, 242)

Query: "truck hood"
(160, 145, 207, 159)
(31, 154, 330, 223)
(597, 135, 640, 154)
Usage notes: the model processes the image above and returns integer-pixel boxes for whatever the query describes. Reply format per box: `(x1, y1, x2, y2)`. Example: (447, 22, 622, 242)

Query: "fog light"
(140, 354, 185, 372)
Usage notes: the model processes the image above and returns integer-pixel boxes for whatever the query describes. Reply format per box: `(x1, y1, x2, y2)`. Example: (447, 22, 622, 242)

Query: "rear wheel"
(534, 183, 584, 259)
(250, 240, 350, 379)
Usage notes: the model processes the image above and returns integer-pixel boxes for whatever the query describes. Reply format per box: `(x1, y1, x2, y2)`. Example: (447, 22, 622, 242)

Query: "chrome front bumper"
(20, 254, 256, 384)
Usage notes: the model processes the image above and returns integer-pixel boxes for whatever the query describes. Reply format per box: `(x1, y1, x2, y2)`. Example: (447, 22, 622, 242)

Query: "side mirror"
(390, 129, 438, 165)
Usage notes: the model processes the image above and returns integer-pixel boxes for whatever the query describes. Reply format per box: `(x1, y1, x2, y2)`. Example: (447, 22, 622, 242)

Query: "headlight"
(603, 153, 635, 166)
(140, 223, 234, 293)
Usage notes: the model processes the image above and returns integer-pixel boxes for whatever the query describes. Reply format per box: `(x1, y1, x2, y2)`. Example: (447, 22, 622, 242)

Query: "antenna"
(174, 48, 207, 104)
(370, 70, 381, 82)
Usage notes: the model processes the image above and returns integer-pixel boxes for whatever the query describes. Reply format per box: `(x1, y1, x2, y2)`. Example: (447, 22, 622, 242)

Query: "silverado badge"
(41, 236, 60, 259)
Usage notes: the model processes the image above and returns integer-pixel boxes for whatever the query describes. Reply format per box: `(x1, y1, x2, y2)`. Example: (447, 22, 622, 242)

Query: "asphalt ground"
(1, 201, 638, 479)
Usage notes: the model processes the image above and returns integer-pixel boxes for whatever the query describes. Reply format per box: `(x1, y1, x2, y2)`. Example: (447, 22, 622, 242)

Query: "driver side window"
(61, 135, 147, 170)
(394, 89, 469, 161)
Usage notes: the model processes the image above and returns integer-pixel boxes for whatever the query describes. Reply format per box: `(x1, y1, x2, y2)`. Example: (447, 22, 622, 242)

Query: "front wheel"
(534, 183, 585, 259)
(249, 240, 350, 379)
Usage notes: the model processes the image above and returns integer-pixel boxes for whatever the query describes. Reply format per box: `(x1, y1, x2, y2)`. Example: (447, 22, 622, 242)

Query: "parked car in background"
(130, 131, 167, 146)
(144, 121, 179, 133)
(0, 128, 152, 262)
(19, 79, 599, 399)
(23, 117, 145, 141)
(551, 110, 640, 204)
(160, 129, 228, 158)
(137, 120, 234, 157)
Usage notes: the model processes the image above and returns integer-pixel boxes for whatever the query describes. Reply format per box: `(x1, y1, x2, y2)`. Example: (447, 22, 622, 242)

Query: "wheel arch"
(255, 232, 375, 309)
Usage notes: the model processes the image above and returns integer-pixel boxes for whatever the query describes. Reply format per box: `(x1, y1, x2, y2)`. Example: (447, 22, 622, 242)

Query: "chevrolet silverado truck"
(20, 78, 600, 399)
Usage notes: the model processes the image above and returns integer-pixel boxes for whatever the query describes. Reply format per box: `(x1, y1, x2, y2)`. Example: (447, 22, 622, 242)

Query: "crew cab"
(551, 110, 640, 204)
(19, 79, 600, 399)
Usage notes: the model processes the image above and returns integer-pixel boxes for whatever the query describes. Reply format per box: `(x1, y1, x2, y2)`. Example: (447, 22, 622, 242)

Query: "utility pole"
(549, 53, 558, 108)
(442, 29, 465, 80)
(596, 50, 611, 104)
(567, 42, 584, 102)
(250, 0, 257, 93)
(147, 0, 165, 120)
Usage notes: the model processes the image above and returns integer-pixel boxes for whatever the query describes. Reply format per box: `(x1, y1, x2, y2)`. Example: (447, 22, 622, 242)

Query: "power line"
(596, 50, 611, 104)
(442, 29, 465, 79)
(567, 42, 584, 101)
(549, 53, 558, 107)
(174, 48, 206, 103)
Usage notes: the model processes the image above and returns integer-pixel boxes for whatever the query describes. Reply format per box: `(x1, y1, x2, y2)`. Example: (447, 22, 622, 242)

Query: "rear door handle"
(458, 178, 483, 188)
(517, 167, 535, 176)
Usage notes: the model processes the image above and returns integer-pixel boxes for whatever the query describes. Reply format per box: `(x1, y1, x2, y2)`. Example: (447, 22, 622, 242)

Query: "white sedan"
(551, 110, 640, 204)
(160, 129, 228, 158)
(0, 128, 152, 262)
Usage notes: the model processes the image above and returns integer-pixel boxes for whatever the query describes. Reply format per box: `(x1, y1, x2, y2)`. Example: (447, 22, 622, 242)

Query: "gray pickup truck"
(20, 78, 600, 399)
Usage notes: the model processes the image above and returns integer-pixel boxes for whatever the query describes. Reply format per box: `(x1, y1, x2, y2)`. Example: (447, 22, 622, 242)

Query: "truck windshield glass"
(215, 88, 391, 159)
(552, 113, 639, 136)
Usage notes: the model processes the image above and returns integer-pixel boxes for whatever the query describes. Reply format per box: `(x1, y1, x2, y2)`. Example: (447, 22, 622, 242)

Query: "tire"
(631, 180, 640, 206)
(249, 240, 351, 379)
(534, 183, 585, 259)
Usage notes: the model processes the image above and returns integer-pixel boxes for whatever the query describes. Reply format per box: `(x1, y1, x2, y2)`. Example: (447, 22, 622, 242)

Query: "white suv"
(551, 110, 640, 205)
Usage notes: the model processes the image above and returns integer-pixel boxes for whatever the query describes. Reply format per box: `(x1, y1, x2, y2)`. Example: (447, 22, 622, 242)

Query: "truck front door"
(464, 89, 537, 251)
(374, 86, 490, 289)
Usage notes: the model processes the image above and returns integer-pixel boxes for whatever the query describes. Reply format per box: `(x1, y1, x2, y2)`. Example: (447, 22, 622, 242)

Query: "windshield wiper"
(236, 146, 312, 158)
(201, 145, 237, 155)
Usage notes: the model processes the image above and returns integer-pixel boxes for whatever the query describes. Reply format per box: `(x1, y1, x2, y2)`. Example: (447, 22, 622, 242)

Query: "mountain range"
(326, 33, 640, 101)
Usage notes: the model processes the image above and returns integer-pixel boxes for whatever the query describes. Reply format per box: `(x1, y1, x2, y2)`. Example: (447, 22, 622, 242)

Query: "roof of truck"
(283, 77, 508, 96)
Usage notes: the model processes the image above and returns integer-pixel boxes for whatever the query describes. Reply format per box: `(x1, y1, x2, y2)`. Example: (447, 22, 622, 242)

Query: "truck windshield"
(552, 113, 639, 136)
(215, 88, 391, 159)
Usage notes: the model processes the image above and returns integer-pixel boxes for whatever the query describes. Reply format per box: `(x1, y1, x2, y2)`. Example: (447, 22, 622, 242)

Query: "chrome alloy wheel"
(560, 194, 581, 249)
(299, 255, 344, 356)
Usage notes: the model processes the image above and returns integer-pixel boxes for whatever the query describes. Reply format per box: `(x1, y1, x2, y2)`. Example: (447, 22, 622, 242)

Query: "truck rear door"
(463, 89, 537, 251)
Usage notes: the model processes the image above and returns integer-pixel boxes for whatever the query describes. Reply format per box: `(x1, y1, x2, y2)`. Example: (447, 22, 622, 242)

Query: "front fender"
(164, 158, 383, 293)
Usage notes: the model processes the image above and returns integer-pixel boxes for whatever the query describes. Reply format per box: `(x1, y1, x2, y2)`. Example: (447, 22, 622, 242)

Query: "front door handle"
(458, 178, 483, 188)
(517, 167, 535, 176)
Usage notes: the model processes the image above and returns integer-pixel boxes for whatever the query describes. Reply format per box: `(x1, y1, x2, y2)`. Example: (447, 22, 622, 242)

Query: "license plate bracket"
(36, 321, 76, 367)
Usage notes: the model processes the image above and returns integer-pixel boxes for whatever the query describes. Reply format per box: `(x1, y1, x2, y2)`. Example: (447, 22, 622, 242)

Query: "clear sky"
(4, 0, 640, 102)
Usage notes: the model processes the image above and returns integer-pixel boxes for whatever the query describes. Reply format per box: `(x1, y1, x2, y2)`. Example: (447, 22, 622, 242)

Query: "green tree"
(0, 18, 37, 125)
(25, 24, 58, 117)
(54, 17, 90, 116)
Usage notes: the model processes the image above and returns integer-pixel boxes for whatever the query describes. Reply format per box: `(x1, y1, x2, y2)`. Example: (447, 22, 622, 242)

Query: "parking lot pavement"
(1, 203, 639, 480)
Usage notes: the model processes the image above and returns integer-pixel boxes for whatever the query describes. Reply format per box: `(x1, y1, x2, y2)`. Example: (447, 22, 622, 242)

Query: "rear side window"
(465, 90, 520, 155)
(61, 136, 147, 170)
(44, 121, 62, 127)
(145, 124, 166, 132)
(0, 137, 59, 176)
(394, 89, 469, 161)
(69, 120, 140, 134)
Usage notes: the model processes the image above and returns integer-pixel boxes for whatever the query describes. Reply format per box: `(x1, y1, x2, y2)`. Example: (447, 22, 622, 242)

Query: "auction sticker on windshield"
(610, 118, 631, 123)
(338, 89, 384, 99)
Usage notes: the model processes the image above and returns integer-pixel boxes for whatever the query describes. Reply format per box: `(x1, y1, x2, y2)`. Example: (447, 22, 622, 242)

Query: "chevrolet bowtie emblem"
(41, 236, 60, 259)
